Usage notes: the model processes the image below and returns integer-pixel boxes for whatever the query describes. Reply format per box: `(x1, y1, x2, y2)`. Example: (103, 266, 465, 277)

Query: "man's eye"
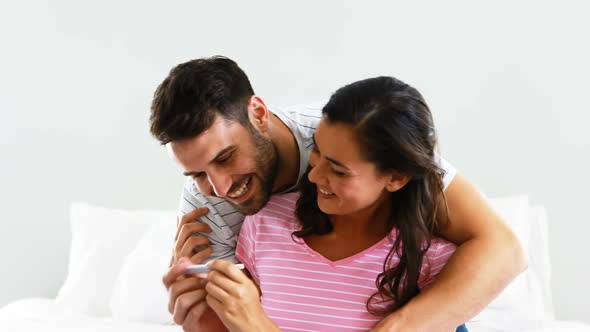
(192, 172, 205, 179)
(331, 169, 346, 177)
(217, 153, 233, 164)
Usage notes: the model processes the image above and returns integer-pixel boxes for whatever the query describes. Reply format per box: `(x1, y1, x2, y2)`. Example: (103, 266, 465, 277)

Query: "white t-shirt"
(177, 102, 457, 263)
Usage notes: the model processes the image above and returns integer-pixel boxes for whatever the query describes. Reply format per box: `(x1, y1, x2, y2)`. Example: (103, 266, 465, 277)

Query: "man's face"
(168, 115, 279, 215)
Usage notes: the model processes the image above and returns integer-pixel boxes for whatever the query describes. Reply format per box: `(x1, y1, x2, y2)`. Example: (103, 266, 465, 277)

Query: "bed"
(1, 196, 589, 332)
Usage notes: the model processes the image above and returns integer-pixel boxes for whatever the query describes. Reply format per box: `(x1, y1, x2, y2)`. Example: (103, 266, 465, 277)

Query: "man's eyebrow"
(312, 134, 351, 171)
(182, 145, 236, 177)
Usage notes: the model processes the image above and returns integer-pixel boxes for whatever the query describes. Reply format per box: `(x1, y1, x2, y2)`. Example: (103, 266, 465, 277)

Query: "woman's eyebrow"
(312, 134, 351, 170)
(325, 156, 352, 170)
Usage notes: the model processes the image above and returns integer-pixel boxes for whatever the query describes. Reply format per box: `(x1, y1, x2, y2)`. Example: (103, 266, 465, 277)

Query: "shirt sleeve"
(418, 238, 457, 289)
(236, 215, 259, 283)
(177, 179, 242, 263)
(438, 156, 457, 191)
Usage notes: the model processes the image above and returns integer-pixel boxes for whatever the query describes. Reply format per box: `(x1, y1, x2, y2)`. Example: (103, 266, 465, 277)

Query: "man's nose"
(207, 171, 232, 198)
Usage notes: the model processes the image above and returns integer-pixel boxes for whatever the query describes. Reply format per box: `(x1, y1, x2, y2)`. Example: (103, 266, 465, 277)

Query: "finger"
(168, 248, 175, 268)
(207, 269, 248, 299)
(173, 289, 207, 325)
(206, 293, 224, 315)
(208, 259, 247, 283)
(162, 258, 192, 289)
(175, 222, 212, 254)
(189, 246, 213, 265)
(175, 218, 212, 244)
(182, 302, 210, 330)
(168, 277, 207, 314)
(177, 235, 210, 260)
(205, 275, 232, 305)
(175, 208, 210, 240)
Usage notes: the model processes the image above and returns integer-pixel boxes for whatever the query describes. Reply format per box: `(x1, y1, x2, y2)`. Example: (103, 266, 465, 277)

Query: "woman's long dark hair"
(294, 76, 449, 315)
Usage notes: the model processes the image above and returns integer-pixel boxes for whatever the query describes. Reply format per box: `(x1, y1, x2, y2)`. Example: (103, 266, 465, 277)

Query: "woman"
(203, 76, 468, 331)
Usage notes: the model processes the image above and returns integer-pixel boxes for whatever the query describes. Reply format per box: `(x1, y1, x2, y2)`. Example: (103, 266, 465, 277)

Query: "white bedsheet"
(0, 298, 181, 332)
(2, 298, 590, 332)
(469, 321, 590, 332)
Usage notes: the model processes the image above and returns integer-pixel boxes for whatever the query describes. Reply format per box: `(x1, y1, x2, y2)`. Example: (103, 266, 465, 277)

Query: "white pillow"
(56, 203, 176, 317)
(484, 195, 532, 307)
(110, 217, 177, 323)
(526, 205, 554, 318)
(469, 196, 554, 330)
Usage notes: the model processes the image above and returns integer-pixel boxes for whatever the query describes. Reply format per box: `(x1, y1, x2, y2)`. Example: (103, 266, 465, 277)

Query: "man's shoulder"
(272, 101, 326, 115)
(179, 179, 244, 233)
(269, 101, 325, 132)
(180, 179, 226, 209)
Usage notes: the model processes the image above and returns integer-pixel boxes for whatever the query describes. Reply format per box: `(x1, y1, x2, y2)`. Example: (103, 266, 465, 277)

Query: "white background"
(0, 0, 588, 323)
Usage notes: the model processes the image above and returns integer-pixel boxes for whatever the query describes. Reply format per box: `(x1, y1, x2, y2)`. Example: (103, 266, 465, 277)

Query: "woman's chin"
(317, 201, 337, 215)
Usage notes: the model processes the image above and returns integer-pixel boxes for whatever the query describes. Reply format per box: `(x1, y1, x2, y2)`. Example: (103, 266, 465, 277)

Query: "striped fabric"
(236, 192, 457, 332)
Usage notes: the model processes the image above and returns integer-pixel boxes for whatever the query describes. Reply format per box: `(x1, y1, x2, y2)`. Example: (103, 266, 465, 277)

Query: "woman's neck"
(303, 194, 393, 262)
(329, 194, 392, 239)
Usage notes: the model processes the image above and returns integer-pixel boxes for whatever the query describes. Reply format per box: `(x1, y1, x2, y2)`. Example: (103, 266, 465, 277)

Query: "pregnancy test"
(185, 263, 245, 275)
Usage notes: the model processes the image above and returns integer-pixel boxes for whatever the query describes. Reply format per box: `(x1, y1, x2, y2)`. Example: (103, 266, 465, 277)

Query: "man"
(151, 56, 526, 331)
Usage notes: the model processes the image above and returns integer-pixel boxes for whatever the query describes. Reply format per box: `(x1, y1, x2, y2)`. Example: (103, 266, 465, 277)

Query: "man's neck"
(268, 112, 300, 193)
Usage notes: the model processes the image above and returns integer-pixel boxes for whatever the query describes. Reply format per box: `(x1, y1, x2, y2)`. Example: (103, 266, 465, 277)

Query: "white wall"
(1, 0, 588, 323)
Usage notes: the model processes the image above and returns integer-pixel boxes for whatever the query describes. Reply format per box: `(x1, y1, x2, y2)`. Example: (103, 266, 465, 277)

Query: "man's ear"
(385, 171, 411, 193)
(247, 95, 270, 132)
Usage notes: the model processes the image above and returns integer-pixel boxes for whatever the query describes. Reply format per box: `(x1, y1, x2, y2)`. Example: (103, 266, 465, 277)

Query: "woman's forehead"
(315, 121, 364, 161)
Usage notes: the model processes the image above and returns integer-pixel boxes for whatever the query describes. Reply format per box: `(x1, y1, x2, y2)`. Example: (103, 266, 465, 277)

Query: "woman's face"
(307, 119, 393, 217)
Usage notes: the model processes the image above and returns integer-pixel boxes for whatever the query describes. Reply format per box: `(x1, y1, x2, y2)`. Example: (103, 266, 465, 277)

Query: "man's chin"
(230, 194, 269, 216)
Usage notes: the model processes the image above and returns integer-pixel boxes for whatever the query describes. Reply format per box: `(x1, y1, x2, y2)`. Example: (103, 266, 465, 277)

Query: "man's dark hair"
(150, 56, 255, 144)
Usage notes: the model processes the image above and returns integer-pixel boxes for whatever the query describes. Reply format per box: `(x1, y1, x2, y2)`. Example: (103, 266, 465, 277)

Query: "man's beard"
(230, 128, 279, 215)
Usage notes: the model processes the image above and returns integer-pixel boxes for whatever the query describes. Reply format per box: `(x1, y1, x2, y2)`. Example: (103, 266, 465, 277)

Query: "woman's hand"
(205, 260, 279, 332)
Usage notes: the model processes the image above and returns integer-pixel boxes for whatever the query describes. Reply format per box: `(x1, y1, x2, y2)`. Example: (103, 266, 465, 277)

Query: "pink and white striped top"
(236, 192, 456, 332)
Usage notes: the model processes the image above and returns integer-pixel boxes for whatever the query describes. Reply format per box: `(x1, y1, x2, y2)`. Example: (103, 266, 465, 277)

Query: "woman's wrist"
(253, 313, 281, 332)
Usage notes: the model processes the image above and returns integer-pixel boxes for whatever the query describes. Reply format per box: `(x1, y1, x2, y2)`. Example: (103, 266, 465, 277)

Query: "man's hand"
(162, 258, 227, 331)
(163, 208, 228, 331)
(163, 258, 208, 325)
(174, 208, 213, 264)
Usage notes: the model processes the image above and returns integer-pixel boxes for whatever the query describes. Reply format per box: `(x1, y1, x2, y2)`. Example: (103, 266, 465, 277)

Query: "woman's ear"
(247, 95, 270, 132)
(385, 172, 411, 192)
